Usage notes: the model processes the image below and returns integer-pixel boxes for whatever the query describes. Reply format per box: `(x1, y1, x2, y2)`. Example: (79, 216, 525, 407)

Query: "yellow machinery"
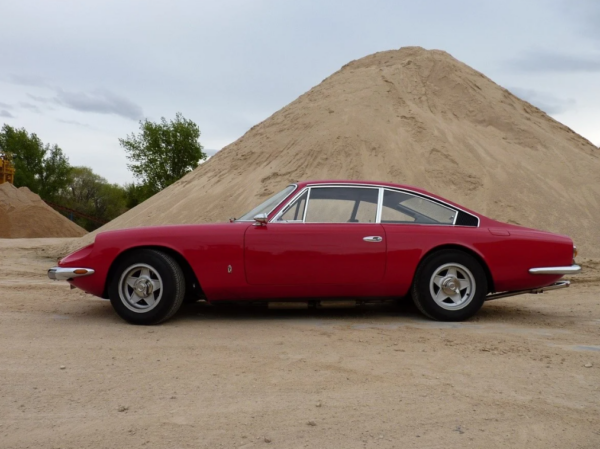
(0, 153, 16, 185)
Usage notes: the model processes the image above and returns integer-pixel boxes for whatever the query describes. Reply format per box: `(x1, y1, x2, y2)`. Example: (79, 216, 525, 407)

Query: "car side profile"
(48, 180, 581, 325)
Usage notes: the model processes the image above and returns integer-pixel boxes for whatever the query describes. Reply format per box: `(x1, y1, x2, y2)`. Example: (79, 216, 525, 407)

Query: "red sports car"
(48, 181, 581, 324)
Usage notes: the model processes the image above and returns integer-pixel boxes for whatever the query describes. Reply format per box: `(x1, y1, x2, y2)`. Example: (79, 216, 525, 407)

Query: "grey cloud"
(0, 101, 12, 109)
(509, 51, 600, 72)
(57, 119, 94, 129)
(53, 88, 143, 120)
(8, 73, 49, 87)
(204, 149, 219, 156)
(19, 102, 42, 113)
(0, 110, 14, 118)
(509, 87, 576, 115)
(562, 0, 600, 42)
(27, 94, 52, 103)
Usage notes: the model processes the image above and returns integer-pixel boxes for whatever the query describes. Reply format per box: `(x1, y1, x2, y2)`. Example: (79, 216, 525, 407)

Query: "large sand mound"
(0, 183, 87, 238)
(65, 47, 600, 257)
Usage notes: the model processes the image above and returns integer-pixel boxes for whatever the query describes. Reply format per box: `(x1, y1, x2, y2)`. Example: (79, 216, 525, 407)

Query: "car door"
(244, 186, 386, 285)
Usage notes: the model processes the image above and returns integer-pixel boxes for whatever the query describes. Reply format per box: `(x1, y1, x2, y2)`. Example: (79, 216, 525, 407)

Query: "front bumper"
(529, 265, 581, 275)
(48, 267, 95, 281)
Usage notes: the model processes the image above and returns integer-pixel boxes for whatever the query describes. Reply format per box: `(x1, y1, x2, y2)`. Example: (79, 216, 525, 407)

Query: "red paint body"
(60, 181, 574, 301)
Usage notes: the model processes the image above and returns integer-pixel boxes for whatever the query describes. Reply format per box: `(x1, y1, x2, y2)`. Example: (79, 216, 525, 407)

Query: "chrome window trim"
(381, 187, 457, 226)
(271, 185, 380, 224)
(307, 182, 480, 228)
(376, 188, 384, 224)
(236, 184, 298, 222)
(272, 187, 310, 222)
(270, 182, 480, 227)
(303, 188, 311, 222)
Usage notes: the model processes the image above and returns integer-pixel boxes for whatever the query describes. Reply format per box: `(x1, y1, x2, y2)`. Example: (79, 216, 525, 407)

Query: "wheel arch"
(102, 246, 203, 299)
(417, 244, 495, 293)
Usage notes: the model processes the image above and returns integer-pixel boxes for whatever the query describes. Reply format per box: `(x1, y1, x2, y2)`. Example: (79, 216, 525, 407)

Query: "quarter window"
(305, 187, 378, 223)
(381, 189, 456, 224)
(277, 191, 308, 222)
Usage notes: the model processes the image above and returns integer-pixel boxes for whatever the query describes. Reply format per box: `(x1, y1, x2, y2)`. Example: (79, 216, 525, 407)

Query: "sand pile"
(65, 47, 600, 257)
(0, 183, 87, 238)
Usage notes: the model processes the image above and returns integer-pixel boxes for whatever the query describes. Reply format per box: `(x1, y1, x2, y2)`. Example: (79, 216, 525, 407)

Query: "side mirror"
(253, 213, 268, 225)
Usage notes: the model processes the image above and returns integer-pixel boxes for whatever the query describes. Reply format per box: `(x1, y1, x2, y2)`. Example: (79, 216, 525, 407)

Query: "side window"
(305, 187, 378, 223)
(381, 190, 456, 224)
(277, 191, 308, 221)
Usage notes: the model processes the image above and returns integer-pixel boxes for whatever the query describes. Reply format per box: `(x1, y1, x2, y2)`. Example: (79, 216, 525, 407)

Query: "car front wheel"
(411, 250, 487, 321)
(108, 249, 185, 325)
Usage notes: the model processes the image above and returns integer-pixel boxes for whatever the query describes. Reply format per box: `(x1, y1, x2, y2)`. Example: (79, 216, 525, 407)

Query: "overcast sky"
(1, 0, 599, 185)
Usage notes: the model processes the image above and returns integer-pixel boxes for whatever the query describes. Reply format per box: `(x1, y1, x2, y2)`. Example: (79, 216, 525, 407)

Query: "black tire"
(108, 249, 185, 325)
(411, 250, 487, 321)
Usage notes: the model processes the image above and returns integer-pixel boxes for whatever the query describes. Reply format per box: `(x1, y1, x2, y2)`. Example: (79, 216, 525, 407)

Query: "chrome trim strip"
(306, 182, 481, 227)
(485, 280, 570, 301)
(376, 188, 383, 223)
(48, 267, 95, 281)
(303, 187, 311, 222)
(271, 185, 382, 223)
(271, 187, 310, 222)
(529, 265, 582, 275)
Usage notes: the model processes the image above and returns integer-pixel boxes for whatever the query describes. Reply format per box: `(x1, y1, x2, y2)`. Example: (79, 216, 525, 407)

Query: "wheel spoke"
(128, 292, 143, 304)
(449, 292, 462, 304)
(446, 267, 458, 278)
(151, 279, 161, 291)
(435, 289, 448, 302)
(126, 277, 138, 288)
(433, 275, 444, 287)
(140, 267, 151, 278)
(144, 295, 155, 307)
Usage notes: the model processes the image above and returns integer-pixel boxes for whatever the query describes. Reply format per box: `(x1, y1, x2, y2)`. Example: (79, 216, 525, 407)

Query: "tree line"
(0, 113, 206, 231)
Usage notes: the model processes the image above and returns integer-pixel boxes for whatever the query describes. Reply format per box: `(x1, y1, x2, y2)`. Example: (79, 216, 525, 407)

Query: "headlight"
(573, 245, 578, 259)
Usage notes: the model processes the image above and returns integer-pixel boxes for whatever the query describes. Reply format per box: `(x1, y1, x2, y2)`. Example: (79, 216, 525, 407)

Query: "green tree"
(58, 166, 127, 231)
(0, 124, 71, 201)
(119, 113, 206, 197)
(123, 182, 154, 209)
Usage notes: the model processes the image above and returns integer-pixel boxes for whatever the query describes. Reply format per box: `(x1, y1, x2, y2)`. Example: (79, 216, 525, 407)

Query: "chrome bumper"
(529, 265, 581, 275)
(48, 267, 95, 281)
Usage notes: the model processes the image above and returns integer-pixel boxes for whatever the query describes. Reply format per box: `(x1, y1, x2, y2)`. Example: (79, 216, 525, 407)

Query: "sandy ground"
(1, 238, 599, 449)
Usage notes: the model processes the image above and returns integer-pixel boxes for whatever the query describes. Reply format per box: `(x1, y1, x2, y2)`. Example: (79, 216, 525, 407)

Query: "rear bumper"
(486, 280, 571, 301)
(48, 267, 95, 281)
(529, 265, 581, 275)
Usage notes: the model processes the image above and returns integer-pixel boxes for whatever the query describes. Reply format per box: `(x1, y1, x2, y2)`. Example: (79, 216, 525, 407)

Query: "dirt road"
(1, 239, 598, 448)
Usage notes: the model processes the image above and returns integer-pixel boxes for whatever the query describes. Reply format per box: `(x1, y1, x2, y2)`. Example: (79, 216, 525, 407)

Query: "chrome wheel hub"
(133, 278, 154, 298)
(118, 263, 163, 313)
(429, 263, 476, 311)
(440, 276, 460, 296)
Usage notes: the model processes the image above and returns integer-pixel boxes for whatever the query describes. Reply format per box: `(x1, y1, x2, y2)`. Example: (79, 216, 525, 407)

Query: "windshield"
(238, 185, 296, 221)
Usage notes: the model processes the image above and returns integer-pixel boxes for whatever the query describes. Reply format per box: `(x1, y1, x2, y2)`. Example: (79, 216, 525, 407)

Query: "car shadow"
(176, 300, 422, 323)
(173, 298, 556, 328)
(68, 297, 560, 329)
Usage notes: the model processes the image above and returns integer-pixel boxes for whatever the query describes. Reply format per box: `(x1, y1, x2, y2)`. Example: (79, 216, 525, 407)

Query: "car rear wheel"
(108, 249, 185, 325)
(411, 250, 487, 321)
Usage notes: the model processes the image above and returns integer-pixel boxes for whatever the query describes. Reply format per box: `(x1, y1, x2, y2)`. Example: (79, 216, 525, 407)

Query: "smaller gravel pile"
(0, 183, 86, 238)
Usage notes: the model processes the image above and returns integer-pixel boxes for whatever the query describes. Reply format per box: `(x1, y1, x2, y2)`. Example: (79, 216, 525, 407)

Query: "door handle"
(363, 236, 383, 242)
